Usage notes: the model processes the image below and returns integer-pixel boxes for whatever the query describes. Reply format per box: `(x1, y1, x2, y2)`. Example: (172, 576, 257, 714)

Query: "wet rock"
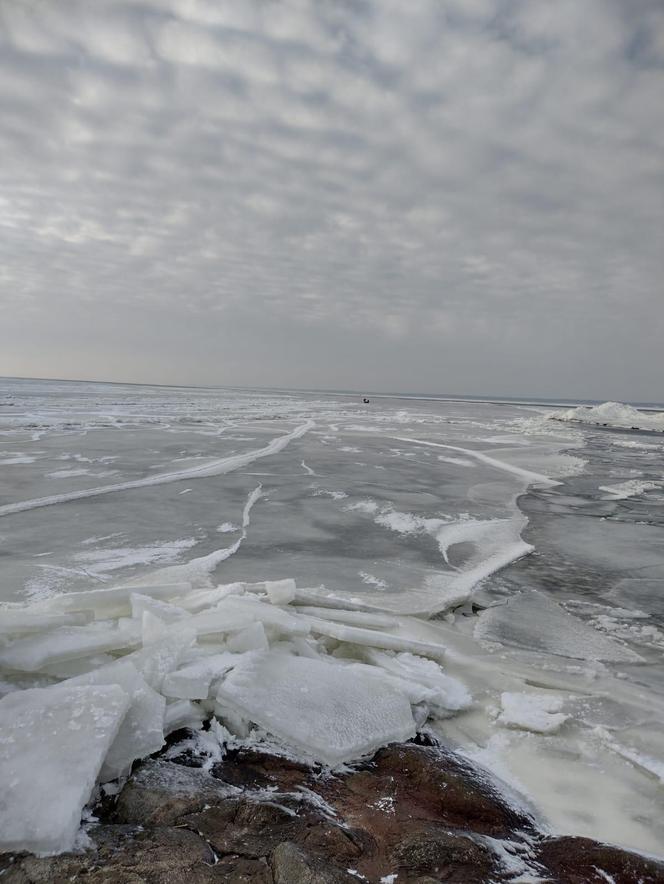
(538, 835, 664, 883)
(271, 842, 358, 884)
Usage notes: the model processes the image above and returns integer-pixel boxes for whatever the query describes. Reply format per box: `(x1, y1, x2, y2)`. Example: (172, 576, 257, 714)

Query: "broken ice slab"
(125, 623, 196, 691)
(39, 654, 115, 679)
(474, 589, 644, 663)
(36, 582, 192, 619)
(216, 651, 416, 765)
(0, 622, 142, 673)
(302, 617, 445, 659)
(130, 592, 191, 624)
(293, 606, 398, 629)
(244, 578, 297, 605)
(497, 691, 569, 734)
(173, 583, 245, 613)
(226, 621, 269, 653)
(362, 649, 472, 712)
(188, 596, 309, 639)
(162, 652, 240, 700)
(67, 660, 166, 781)
(0, 683, 130, 855)
(0, 608, 90, 635)
(164, 699, 206, 735)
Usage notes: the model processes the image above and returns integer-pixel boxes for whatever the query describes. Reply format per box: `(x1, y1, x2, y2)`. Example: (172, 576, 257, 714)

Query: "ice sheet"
(216, 651, 416, 764)
(162, 652, 239, 699)
(475, 590, 643, 663)
(0, 683, 130, 855)
(0, 622, 142, 672)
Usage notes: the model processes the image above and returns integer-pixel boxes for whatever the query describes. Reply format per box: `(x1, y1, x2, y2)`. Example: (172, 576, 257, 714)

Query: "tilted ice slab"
(0, 608, 89, 635)
(362, 649, 471, 713)
(67, 660, 166, 780)
(0, 622, 142, 673)
(37, 582, 192, 619)
(0, 683, 130, 855)
(216, 651, 416, 765)
(163, 652, 241, 699)
(475, 590, 644, 663)
(0, 420, 314, 517)
(303, 616, 445, 658)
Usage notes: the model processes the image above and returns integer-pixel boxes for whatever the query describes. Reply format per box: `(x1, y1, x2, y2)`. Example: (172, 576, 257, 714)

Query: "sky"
(0, 0, 662, 401)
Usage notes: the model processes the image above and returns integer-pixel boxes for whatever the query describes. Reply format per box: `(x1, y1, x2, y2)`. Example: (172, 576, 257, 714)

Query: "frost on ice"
(217, 651, 416, 765)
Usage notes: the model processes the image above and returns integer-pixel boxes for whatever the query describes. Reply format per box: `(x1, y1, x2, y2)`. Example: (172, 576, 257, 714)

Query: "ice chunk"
(39, 582, 192, 618)
(294, 606, 398, 629)
(67, 660, 165, 780)
(0, 683, 130, 855)
(0, 608, 89, 635)
(303, 617, 445, 659)
(164, 699, 206, 735)
(130, 592, 191, 623)
(39, 654, 115, 679)
(497, 692, 569, 734)
(362, 649, 471, 712)
(475, 590, 644, 663)
(226, 621, 269, 652)
(216, 651, 416, 764)
(0, 622, 142, 673)
(162, 653, 239, 699)
(174, 583, 245, 613)
(126, 623, 196, 691)
(265, 579, 297, 605)
(188, 596, 309, 639)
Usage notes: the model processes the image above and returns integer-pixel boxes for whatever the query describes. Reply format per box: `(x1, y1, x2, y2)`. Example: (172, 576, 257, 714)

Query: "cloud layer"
(1, 0, 662, 399)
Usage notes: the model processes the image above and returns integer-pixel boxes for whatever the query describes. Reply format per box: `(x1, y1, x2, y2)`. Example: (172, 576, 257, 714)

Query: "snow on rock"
(497, 692, 569, 734)
(216, 651, 416, 765)
(0, 683, 130, 855)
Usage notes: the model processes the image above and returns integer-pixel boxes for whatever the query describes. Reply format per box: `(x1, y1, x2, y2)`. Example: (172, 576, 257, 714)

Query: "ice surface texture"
(217, 651, 416, 765)
(475, 589, 643, 663)
(0, 683, 130, 855)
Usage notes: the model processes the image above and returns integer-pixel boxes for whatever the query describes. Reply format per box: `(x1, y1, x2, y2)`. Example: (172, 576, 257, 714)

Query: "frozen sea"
(1, 377, 664, 857)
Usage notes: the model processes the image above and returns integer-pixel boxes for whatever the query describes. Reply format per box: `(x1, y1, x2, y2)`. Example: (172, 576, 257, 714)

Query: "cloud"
(0, 0, 662, 400)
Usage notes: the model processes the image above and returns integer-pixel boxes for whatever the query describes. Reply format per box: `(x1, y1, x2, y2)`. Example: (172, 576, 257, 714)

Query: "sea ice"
(162, 652, 239, 699)
(164, 699, 206, 735)
(0, 608, 89, 635)
(475, 590, 643, 663)
(39, 582, 192, 618)
(362, 649, 471, 712)
(67, 660, 166, 780)
(226, 621, 269, 652)
(126, 623, 196, 691)
(303, 617, 445, 659)
(497, 692, 569, 734)
(0, 622, 142, 672)
(216, 651, 416, 764)
(0, 683, 130, 854)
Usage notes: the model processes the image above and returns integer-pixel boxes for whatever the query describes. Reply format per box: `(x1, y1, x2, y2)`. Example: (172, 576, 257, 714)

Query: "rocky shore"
(2, 732, 662, 884)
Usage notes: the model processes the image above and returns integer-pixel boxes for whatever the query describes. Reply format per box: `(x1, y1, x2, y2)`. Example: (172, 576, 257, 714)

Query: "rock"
(392, 830, 493, 881)
(115, 759, 239, 826)
(1, 825, 217, 883)
(537, 835, 664, 883)
(271, 842, 357, 884)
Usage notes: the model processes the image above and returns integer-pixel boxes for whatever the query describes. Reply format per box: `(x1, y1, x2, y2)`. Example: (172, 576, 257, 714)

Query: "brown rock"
(271, 842, 358, 884)
(392, 829, 493, 882)
(537, 835, 664, 883)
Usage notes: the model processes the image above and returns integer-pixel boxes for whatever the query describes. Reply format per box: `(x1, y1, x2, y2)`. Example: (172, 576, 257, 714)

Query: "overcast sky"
(0, 0, 662, 401)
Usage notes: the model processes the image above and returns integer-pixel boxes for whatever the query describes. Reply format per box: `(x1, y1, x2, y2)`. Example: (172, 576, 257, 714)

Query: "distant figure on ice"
(363, 397, 370, 404)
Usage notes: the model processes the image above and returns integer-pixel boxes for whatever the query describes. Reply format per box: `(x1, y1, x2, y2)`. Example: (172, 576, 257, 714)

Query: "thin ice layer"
(216, 651, 416, 764)
(0, 683, 130, 855)
(475, 589, 643, 663)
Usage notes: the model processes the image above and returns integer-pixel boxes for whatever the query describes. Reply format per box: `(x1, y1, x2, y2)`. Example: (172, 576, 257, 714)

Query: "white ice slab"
(475, 590, 644, 663)
(0, 622, 142, 672)
(67, 660, 166, 780)
(164, 699, 206, 735)
(130, 592, 191, 624)
(0, 683, 130, 855)
(162, 653, 240, 700)
(497, 691, 569, 734)
(226, 621, 269, 653)
(39, 582, 192, 618)
(303, 617, 445, 659)
(188, 596, 309, 639)
(362, 649, 471, 712)
(294, 606, 398, 629)
(216, 651, 416, 765)
(126, 623, 196, 691)
(0, 608, 89, 635)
